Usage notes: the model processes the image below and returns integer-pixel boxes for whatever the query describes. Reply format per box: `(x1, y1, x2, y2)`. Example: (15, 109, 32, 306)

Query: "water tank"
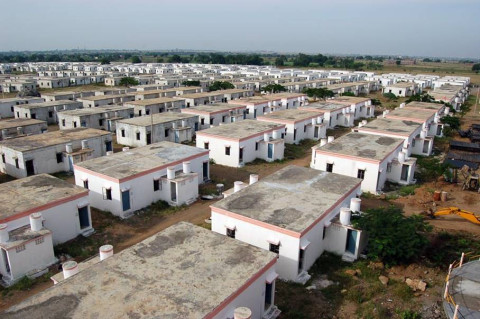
(272, 130, 280, 139)
(16, 127, 24, 136)
(320, 138, 327, 146)
(263, 133, 270, 142)
(398, 151, 406, 163)
(327, 136, 334, 143)
(183, 161, 191, 174)
(81, 140, 88, 149)
(30, 212, 43, 232)
(172, 122, 177, 129)
(420, 130, 427, 139)
(66, 143, 73, 153)
(99, 245, 114, 261)
(167, 167, 176, 180)
(350, 198, 361, 213)
(234, 307, 252, 319)
(0, 224, 9, 243)
(444, 107, 450, 115)
(311, 118, 316, 125)
(340, 207, 351, 226)
(182, 120, 188, 127)
(122, 147, 130, 152)
(234, 181, 244, 193)
(400, 103, 405, 108)
(62, 261, 79, 279)
(317, 116, 322, 124)
(249, 174, 259, 185)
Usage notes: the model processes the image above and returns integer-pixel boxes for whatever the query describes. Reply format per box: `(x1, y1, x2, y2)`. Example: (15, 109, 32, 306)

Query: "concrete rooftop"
(357, 118, 421, 137)
(0, 174, 88, 222)
(182, 103, 246, 114)
(117, 112, 197, 127)
(75, 141, 207, 180)
(197, 119, 284, 140)
(331, 96, 371, 105)
(300, 102, 346, 112)
(125, 97, 185, 106)
(0, 118, 46, 129)
(315, 132, 404, 161)
(0, 128, 111, 152)
(58, 105, 133, 117)
(257, 109, 320, 123)
(14, 100, 81, 109)
(405, 101, 444, 111)
(387, 107, 436, 122)
(2, 222, 277, 319)
(212, 165, 361, 233)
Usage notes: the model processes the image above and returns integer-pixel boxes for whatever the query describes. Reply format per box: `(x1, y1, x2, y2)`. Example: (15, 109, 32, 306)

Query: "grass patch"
(0, 272, 53, 297)
(397, 184, 419, 196)
(424, 232, 480, 268)
(391, 280, 414, 301)
(284, 139, 318, 160)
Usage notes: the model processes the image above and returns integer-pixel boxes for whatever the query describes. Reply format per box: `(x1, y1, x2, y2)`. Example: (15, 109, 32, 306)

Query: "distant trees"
(167, 55, 183, 63)
(263, 84, 286, 93)
(100, 58, 110, 65)
(302, 88, 335, 100)
(131, 56, 142, 64)
(275, 55, 286, 67)
(395, 60, 401, 66)
(341, 92, 356, 97)
(119, 77, 139, 87)
(208, 81, 234, 91)
(182, 80, 200, 86)
(472, 63, 480, 72)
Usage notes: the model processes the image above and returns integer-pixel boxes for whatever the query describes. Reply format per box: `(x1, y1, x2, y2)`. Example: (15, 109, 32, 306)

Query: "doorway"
(267, 144, 273, 159)
(146, 133, 152, 145)
(203, 162, 209, 181)
(78, 206, 90, 229)
(170, 182, 177, 202)
(121, 190, 131, 211)
(401, 164, 409, 181)
(25, 159, 34, 176)
(298, 249, 305, 273)
(346, 229, 357, 254)
(239, 147, 244, 163)
(265, 282, 274, 312)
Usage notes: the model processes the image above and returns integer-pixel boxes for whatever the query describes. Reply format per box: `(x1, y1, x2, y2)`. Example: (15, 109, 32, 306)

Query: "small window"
(103, 188, 112, 200)
(387, 163, 392, 173)
(1, 154, 5, 163)
(412, 139, 416, 147)
(35, 237, 44, 245)
(165, 128, 169, 137)
(99, 119, 104, 126)
(15, 158, 19, 169)
(146, 110, 150, 115)
(227, 228, 235, 238)
(83, 180, 89, 189)
(121, 129, 125, 137)
(62, 119, 66, 127)
(269, 243, 280, 254)
(255, 141, 259, 151)
(323, 226, 327, 239)
(204, 142, 209, 150)
(48, 111, 53, 118)
(326, 163, 333, 172)
(210, 118, 214, 125)
(225, 146, 231, 156)
(56, 152, 63, 163)
(16, 245, 26, 253)
(357, 169, 365, 179)
(200, 118, 205, 125)
(136, 132, 141, 140)
(73, 121, 77, 128)
(304, 125, 307, 133)
(31, 113, 36, 119)
(153, 179, 161, 191)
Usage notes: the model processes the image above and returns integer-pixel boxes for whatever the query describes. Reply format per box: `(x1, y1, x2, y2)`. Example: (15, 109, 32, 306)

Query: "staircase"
(294, 270, 311, 285)
(263, 306, 281, 319)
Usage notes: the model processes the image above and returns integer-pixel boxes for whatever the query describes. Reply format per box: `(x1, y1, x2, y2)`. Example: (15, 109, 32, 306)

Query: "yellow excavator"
(425, 207, 480, 225)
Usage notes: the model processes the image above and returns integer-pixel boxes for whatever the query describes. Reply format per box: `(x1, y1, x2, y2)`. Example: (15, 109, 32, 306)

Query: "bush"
(441, 115, 460, 130)
(352, 206, 431, 264)
(398, 184, 419, 196)
(383, 92, 397, 100)
(208, 81, 234, 91)
(413, 155, 451, 183)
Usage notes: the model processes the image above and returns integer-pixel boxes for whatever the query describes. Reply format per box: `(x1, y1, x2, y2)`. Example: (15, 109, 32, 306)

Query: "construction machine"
(460, 165, 480, 192)
(425, 207, 480, 225)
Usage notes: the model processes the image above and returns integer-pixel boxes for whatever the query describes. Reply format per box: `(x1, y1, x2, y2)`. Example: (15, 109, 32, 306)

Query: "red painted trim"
(211, 207, 301, 238)
(74, 151, 210, 184)
(256, 113, 320, 125)
(0, 191, 89, 224)
(356, 127, 410, 138)
(197, 125, 285, 143)
(181, 105, 246, 116)
(204, 257, 277, 319)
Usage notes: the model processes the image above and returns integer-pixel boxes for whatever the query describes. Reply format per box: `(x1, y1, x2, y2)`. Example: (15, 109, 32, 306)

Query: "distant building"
(0, 118, 47, 140)
(14, 100, 83, 124)
(57, 105, 134, 131)
(181, 103, 247, 129)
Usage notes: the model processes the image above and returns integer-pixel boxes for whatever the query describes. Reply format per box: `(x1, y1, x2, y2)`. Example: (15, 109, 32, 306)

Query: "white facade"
(57, 106, 135, 131)
(180, 103, 246, 129)
(0, 97, 44, 118)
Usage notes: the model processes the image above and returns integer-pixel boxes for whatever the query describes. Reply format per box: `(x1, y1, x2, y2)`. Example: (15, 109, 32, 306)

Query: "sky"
(1, 0, 479, 59)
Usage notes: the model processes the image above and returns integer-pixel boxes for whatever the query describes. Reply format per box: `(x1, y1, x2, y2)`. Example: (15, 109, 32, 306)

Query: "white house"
(40, 90, 95, 102)
(0, 174, 93, 246)
(73, 142, 209, 218)
(180, 89, 254, 107)
(14, 100, 83, 124)
(211, 165, 365, 283)
(116, 113, 199, 147)
(300, 102, 355, 128)
(77, 94, 136, 108)
(196, 120, 286, 167)
(311, 132, 417, 193)
(0, 118, 47, 140)
(0, 97, 44, 118)
(228, 93, 307, 119)
(256, 109, 326, 144)
(57, 105, 135, 131)
(330, 96, 375, 120)
(124, 97, 187, 116)
(180, 103, 247, 129)
(404, 101, 445, 137)
(383, 82, 421, 97)
(0, 128, 113, 178)
(3, 222, 280, 319)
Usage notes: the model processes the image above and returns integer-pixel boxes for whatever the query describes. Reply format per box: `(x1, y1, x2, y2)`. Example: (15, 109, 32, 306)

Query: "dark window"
(204, 142, 209, 150)
(304, 125, 307, 133)
(103, 188, 112, 200)
(15, 158, 19, 169)
(83, 180, 89, 189)
(210, 118, 214, 125)
(73, 121, 77, 128)
(225, 146, 230, 155)
(99, 119, 104, 126)
(255, 141, 259, 151)
(136, 132, 141, 140)
(201, 118, 205, 125)
(357, 169, 365, 179)
(1, 154, 4, 163)
(165, 128, 169, 137)
(62, 119, 66, 127)
(326, 163, 333, 172)
(153, 179, 160, 191)
(48, 111, 53, 118)
(269, 243, 280, 254)
(31, 113, 36, 119)
(56, 152, 63, 163)
(227, 228, 235, 238)
(121, 129, 125, 137)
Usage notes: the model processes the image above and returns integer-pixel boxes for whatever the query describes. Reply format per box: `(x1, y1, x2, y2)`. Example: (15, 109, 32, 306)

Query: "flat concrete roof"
(2, 222, 277, 319)
(315, 132, 404, 161)
(212, 165, 361, 233)
(181, 89, 249, 99)
(75, 141, 207, 180)
(197, 119, 284, 140)
(79, 94, 135, 101)
(386, 82, 415, 88)
(0, 174, 88, 222)
(182, 103, 246, 114)
(386, 107, 436, 121)
(14, 100, 81, 110)
(0, 128, 111, 152)
(444, 260, 480, 319)
(58, 105, 133, 117)
(357, 118, 421, 136)
(117, 112, 197, 127)
(405, 101, 444, 111)
(0, 118, 46, 129)
(300, 102, 346, 112)
(0, 97, 43, 103)
(125, 97, 185, 106)
(331, 96, 371, 105)
(257, 109, 320, 123)
(0, 226, 51, 250)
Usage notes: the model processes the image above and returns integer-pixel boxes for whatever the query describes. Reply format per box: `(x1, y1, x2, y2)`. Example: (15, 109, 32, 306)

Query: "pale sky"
(1, 0, 479, 58)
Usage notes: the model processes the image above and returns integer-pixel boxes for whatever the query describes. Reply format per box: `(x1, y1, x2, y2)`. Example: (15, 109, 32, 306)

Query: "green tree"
(156, 57, 164, 63)
(441, 115, 460, 129)
(352, 206, 431, 264)
(472, 63, 480, 72)
(263, 84, 287, 93)
(302, 88, 335, 100)
(119, 77, 139, 87)
(383, 92, 397, 100)
(167, 55, 183, 63)
(275, 56, 286, 67)
(396, 60, 401, 66)
(100, 58, 110, 65)
(131, 56, 142, 64)
(341, 92, 356, 97)
(208, 81, 234, 91)
(182, 80, 201, 86)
